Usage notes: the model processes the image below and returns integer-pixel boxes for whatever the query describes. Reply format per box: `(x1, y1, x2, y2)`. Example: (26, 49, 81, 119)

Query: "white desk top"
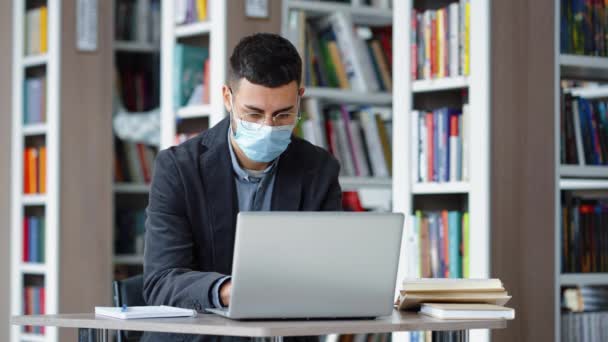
(11, 310, 507, 337)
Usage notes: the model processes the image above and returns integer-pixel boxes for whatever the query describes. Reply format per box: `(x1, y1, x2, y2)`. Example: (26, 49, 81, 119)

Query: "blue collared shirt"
(210, 125, 279, 308)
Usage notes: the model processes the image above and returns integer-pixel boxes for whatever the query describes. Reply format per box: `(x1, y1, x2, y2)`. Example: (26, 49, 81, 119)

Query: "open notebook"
(95, 305, 198, 319)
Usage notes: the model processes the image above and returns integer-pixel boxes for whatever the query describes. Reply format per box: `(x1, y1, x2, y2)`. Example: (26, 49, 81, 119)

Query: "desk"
(11, 309, 507, 342)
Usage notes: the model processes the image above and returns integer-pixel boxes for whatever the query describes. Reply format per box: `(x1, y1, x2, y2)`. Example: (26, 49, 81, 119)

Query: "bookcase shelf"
(411, 182, 470, 195)
(560, 273, 608, 286)
(114, 40, 159, 53)
(20, 333, 47, 342)
(559, 178, 608, 190)
(304, 87, 392, 105)
(412, 76, 469, 93)
(559, 165, 608, 178)
(20, 263, 47, 275)
(22, 195, 47, 206)
(113, 254, 144, 265)
(339, 177, 392, 190)
(286, 0, 392, 25)
(23, 124, 48, 136)
(113, 183, 150, 194)
(174, 21, 212, 38)
(560, 54, 608, 79)
(177, 104, 212, 119)
(22, 54, 48, 68)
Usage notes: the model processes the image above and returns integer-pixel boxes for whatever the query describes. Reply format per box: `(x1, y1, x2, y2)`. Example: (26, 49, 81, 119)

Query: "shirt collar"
(227, 125, 277, 181)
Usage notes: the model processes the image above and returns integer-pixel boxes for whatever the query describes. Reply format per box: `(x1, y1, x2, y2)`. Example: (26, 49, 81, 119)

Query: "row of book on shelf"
(24, 5, 47, 56)
(23, 146, 46, 195)
(24, 75, 46, 124)
(411, 105, 469, 184)
(295, 100, 392, 178)
(560, 0, 608, 56)
(287, 11, 392, 92)
(561, 193, 608, 273)
(411, 0, 470, 80)
(174, 44, 210, 108)
(407, 210, 470, 279)
(561, 92, 608, 166)
(115, 0, 161, 44)
(114, 139, 158, 184)
(561, 311, 608, 342)
(115, 51, 160, 112)
(115, 209, 146, 256)
(174, 0, 208, 25)
(23, 285, 45, 335)
(23, 215, 45, 263)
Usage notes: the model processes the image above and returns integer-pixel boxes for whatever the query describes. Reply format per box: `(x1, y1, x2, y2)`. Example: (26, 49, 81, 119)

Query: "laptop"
(206, 212, 404, 320)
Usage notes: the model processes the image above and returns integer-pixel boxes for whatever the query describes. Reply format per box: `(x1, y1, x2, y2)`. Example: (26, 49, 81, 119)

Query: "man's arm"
(143, 150, 226, 311)
(320, 157, 342, 211)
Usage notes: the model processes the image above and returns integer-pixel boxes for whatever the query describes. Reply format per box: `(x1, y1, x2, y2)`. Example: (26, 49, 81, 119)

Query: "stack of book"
(24, 76, 46, 124)
(561, 194, 608, 273)
(411, 105, 469, 183)
(296, 100, 392, 178)
(114, 209, 146, 256)
(560, 92, 608, 166)
(396, 278, 513, 319)
(174, 0, 208, 25)
(114, 139, 158, 184)
(286, 11, 392, 92)
(23, 146, 46, 194)
(23, 285, 45, 334)
(115, 0, 161, 44)
(408, 210, 470, 279)
(23, 215, 45, 263)
(560, 0, 608, 56)
(411, 0, 470, 80)
(24, 6, 47, 56)
(174, 44, 210, 108)
(563, 286, 608, 312)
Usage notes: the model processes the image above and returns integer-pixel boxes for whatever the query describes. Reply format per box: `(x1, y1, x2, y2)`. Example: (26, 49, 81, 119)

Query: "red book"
(24, 287, 31, 333)
(136, 144, 151, 183)
(431, 12, 437, 78)
(40, 287, 45, 334)
(342, 191, 364, 212)
(426, 112, 434, 181)
(411, 10, 418, 79)
(442, 210, 449, 277)
(325, 120, 337, 157)
(450, 114, 459, 137)
(372, 27, 392, 67)
(23, 217, 30, 262)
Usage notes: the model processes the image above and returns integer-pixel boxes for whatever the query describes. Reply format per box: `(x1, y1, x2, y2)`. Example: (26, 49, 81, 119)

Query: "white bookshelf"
(393, 1, 490, 342)
(10, 0, 60, 341)
(282, 0, 393, 196)
(554, 2, 608, 341)
(160, 0, 227, 149)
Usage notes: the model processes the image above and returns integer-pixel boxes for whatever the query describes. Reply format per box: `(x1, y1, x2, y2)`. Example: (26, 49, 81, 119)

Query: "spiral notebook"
(95, 305, 198, 320)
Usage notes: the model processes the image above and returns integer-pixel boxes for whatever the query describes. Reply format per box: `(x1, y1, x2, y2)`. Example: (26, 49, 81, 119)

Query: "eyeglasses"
(229, 89, 301, 131)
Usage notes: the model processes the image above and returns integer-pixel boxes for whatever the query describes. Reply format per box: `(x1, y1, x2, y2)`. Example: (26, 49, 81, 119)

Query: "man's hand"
(220, 280, 232, 307)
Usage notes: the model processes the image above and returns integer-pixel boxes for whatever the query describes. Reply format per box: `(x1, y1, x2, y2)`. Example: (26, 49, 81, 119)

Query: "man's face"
(223, 79, 305, 132)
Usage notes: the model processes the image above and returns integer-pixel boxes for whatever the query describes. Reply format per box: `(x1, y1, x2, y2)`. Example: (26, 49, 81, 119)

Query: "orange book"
(24, 150, 30, 194)
(24, 148, 38, 194)
(38, 146, 46, 194)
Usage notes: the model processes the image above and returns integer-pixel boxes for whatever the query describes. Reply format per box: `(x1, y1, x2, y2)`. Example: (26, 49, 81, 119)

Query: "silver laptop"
(206, 212, 404, 320)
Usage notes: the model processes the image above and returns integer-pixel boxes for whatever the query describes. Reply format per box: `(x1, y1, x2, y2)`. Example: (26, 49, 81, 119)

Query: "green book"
(174, 44, 209, 108)
(317, 37, 339, 88)
(462, 212, 469, 278)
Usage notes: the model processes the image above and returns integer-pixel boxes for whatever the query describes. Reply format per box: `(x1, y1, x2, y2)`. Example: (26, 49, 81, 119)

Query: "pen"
(121, 304, 128, 313)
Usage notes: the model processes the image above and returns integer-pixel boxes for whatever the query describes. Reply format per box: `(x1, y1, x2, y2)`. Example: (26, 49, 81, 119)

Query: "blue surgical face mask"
(231, 119, 295, 162)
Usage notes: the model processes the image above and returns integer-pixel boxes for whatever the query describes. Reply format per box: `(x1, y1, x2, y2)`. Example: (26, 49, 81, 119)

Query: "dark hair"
(228, 33, 302, 89)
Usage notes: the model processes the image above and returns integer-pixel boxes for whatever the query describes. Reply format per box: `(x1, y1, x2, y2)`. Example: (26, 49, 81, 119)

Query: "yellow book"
(196, 0, 207, 21)
(40, 6, 47, 53)
(327, 41, 350, 89)
(437, 9, 445, 78)
(38, 147, 46, 194)
(464, 2, 470, 76)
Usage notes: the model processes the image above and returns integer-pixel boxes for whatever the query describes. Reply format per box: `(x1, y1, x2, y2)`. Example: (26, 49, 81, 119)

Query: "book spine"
(23, 217, 29, 262)
(411, 111, 420, 183)
(463, 212, 470, 278)
(411, 10, 418, 80)
(449, 113, 460, 182)
(464, 1, 471, 76)
(419, 112, 427, 183)
(449, 3, 460, 77)
(441, 210, 449, 277)
(449, 211, 462, 278)
(426, 112, 434, 181)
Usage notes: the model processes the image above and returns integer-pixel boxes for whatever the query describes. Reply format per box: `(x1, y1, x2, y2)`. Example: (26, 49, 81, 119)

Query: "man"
(142, 33, 342, 342)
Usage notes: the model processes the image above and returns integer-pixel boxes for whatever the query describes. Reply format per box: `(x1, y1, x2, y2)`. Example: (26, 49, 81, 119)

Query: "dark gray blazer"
(142, 117, 342, 342)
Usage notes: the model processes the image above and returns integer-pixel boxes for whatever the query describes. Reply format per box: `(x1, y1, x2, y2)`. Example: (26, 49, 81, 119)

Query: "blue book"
(448, 211, 462, 278)
(29, 217, 38, 263)
(433, 111, 439, 182)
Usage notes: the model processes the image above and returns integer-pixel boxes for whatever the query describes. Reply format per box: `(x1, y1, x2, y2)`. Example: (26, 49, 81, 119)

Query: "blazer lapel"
(198, 119, 238, 273)
(271, 143, 304, 211)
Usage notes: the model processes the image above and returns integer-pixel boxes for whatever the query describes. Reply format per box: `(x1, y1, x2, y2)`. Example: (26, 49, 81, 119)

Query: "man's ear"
(298, 87, 305, 97)
(222, 85, 232, 113)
